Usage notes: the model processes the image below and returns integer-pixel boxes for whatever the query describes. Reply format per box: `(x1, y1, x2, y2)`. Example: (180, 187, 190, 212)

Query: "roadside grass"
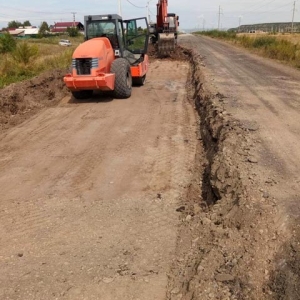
(194, 30, 237, 40)
(0, 36, 83, 89)
(194, 31, 300, 67)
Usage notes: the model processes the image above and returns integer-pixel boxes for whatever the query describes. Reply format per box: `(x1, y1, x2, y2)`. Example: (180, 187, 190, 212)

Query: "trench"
(166, 48, 294, 300)
(0, 45, 299, 299)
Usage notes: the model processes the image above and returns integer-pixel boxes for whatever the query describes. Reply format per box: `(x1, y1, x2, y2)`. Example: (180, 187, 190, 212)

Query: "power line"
(0, 4, 68, 15)
(244, 0, 277, 14)
(243, 0, 276, 11)
(148, 8, 155, 16)
(255, 2, 293, 15)
(125, 0, 146, 8)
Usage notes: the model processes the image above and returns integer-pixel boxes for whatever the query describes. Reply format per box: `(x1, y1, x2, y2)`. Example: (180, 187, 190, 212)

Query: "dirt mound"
(148, 43, 190, 61)
(0, 69, 69, 132)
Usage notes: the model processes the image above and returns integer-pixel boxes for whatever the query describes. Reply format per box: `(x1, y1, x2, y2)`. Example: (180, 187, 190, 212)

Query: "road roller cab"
(64, 14, 149, 99)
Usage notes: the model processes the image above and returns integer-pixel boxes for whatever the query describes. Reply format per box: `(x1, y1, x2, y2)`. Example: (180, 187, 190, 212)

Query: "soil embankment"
(0, 70, 69, 132)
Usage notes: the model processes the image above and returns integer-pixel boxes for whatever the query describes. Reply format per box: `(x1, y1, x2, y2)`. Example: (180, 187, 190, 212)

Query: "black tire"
(132, 75, 146, 86)
(71, 90, 93, 99)
(111, 58, 132, 99)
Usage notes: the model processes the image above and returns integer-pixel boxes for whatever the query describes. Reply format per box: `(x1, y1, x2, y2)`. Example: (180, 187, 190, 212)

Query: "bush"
(237, 35, 299, 63)
(0, 39, 73, 88)
(266, 39, 297, 61)
(37, 48, 73, 71)
(238, 35, 254, 48)
(67, 27, 79, 37)
(0, 54, 36, 88)
(252, 36, 276, 48)
(0, 33, 17, 53)
(195, 30, 236, 40)
(12, 42, 39, 65)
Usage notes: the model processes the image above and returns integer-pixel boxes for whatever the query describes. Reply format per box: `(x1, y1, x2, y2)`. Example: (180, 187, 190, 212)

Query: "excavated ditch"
(166, 49, 296, 300)
(0, 48, 299, 299)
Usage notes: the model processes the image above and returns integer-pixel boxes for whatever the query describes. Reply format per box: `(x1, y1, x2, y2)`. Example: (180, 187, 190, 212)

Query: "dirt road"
(179, 34, 300, 299)
(181, 34, 300, 221)
(0, 60, 197, 299)
(2, 35, 300, 300)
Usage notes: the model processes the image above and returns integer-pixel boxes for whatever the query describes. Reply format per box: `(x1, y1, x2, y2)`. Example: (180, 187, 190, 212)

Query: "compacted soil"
(0, 53, 198, 300)
(0, 35, 300, 300)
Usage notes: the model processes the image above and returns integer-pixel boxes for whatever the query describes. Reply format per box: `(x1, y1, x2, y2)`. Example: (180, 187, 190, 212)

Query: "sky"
(0, 0, 299, 30)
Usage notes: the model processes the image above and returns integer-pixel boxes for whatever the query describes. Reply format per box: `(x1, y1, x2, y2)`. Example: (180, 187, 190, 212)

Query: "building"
(51, 22, 84, 33)
(7, 26, 39, 38)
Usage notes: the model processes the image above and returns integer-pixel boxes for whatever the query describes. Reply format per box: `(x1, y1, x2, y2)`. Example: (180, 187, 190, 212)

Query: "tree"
(67, 26, 79, 37)
(39, 21, 49, 36)
(8, 20, 22, 29)
(12, 42, 38, 65)
(23, 20, 32, 27)
(0, 32, 17, 54)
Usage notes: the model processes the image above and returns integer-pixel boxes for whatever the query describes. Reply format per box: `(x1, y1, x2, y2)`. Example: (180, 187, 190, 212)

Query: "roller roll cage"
(84, 14, 149, 59)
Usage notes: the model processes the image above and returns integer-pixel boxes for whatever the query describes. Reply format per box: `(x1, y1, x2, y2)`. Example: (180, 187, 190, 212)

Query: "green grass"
(194, 30, 237, 40)
(0, 36, 83, 89)
(27, 35, 84, 45)
(194, 30, 300, 67)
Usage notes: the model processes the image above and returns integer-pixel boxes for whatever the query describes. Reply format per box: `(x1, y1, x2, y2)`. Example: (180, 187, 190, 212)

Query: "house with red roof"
(51, 22, 84, 33)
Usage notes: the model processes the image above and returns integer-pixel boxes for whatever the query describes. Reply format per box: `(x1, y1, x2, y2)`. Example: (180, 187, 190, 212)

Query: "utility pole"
(118, 0, 122, 17)
(71, 12, 76, 27)
(238, 16, 241, 32)
(203, 19, 206, 31)
(147, 1, 151, 23)
(292, 1, 296, 33)
(218, 6, 222, 30)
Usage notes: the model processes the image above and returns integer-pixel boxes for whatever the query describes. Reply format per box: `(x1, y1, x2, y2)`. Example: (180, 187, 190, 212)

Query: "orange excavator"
(64, 14, 149, 99)
(149, 0, 179, 55)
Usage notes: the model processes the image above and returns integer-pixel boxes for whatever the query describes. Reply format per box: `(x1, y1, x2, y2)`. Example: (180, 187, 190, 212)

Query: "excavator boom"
(154, 0, 179, 55)
(156, 0, 168, 29)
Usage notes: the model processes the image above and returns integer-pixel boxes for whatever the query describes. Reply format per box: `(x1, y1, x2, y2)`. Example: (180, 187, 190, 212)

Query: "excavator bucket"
(158, 33, 175, 56)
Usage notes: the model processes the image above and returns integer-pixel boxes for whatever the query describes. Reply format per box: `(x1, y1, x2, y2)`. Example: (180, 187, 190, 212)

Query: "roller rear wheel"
(111, 58, 132, 99)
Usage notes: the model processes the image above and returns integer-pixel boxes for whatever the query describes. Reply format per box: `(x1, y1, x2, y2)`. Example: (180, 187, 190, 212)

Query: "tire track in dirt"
(0, 59, 197, 300)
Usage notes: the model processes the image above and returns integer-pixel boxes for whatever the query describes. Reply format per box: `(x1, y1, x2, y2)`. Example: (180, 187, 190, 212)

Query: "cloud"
(0, 0, 298, 30)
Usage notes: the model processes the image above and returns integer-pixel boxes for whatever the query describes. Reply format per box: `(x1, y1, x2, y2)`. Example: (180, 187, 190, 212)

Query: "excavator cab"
(64, 14, 149, 99)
